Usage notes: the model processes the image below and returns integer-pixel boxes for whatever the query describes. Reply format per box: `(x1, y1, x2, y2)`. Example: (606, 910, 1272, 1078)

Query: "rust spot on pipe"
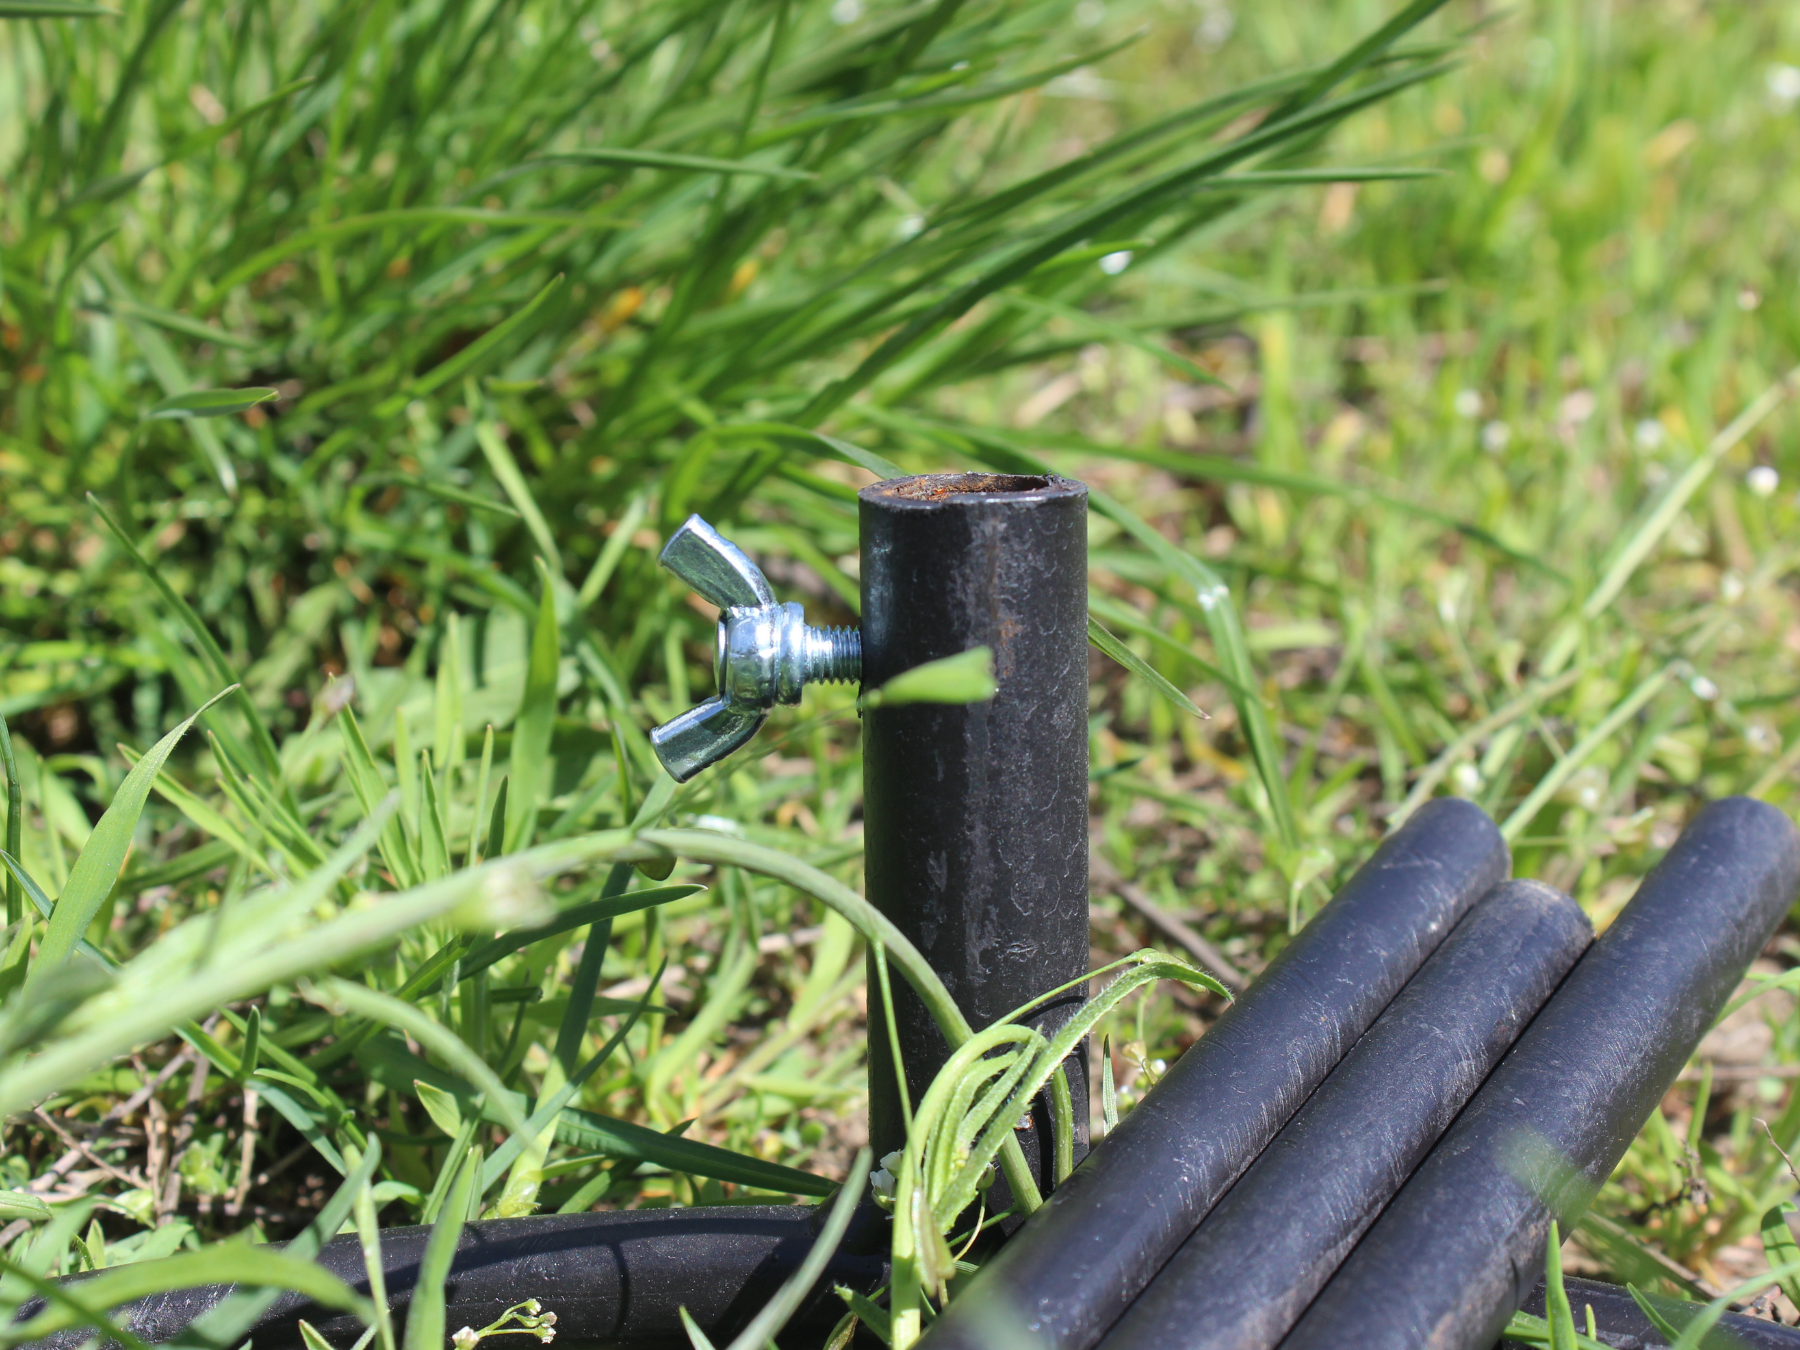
(877, 473, 1052, 501)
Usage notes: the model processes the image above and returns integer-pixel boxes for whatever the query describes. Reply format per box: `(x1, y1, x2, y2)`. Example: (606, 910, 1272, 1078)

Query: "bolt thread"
(802, 626, 862, 685)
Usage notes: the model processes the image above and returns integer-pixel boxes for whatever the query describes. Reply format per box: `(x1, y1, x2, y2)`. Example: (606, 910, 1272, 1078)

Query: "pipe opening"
(880, 473, 1053, 500)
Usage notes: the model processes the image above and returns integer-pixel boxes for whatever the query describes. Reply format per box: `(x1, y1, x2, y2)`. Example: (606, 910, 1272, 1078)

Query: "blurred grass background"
(4, 0, 1800, 1331)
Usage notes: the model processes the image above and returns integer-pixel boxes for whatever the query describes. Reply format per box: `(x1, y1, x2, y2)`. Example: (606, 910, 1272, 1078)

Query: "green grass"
(3, 0, 1800, 1340)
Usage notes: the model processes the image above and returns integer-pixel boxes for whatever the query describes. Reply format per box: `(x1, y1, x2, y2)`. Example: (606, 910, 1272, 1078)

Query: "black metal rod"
(1282, 796, 1800, 1350)
(859, 472, 1093, 1198)
(25, 1206, 888, 1350)
(1514, 1275, 1800, 1349)
(1099, 879, 1591, 1350)
(919, 796, 1510, 1350)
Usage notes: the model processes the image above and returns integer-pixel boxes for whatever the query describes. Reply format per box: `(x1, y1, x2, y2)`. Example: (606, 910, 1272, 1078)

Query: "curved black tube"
(1100, 879, 1591, 1350)
(918, 796, 1509, 1350)
(28, 1204, 888, 1350)
(1512, 1275, 1800, 1349)
(1283, 796, 1800, 1350)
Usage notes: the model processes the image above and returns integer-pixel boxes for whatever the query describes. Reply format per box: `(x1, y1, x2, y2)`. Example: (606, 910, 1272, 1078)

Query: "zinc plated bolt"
(649, 515, 861, 782)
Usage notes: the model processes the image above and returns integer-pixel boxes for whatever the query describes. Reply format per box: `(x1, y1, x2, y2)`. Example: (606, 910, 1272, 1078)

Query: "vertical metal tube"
(859, 472, 1092, 1199)
(1282, 796, 1800, 1350)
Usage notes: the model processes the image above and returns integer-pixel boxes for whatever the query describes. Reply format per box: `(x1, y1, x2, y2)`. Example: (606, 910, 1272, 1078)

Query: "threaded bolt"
(802, 625, 862, 685)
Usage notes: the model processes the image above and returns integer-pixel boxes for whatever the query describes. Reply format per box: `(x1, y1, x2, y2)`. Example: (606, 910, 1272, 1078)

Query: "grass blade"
(404, 1146, 480, 1350)
(554, 866, 629, 1073)
(722, 1148, 872, 1350)
(0, 1, 117, 13)
(503, 564, 561, 854)
(1584, 367, 1800, 621)
(359, 1035, 833, 1196)
(1088, 616, 1206, 719)
(144, 388, 277, 419)
(0, 714, 19, 926)
(1544, 1220, 1577, 1350)
(460, 881, 701, 980)
(87, 495, 282, 781)
(184, 1140, 382, 1346)
(1500, 666, 1676, 841)
(405, 275, 564, 402)
(312, 977, 533, 1141)
(32, 686, 235, 976)
(863, 648, 997, 709)
(476, 421, 563, 575)
(527, 147, 813, 180)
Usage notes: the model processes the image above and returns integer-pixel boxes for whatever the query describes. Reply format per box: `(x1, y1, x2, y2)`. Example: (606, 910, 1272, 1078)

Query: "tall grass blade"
(721, 1148, 872, 1350)
(0, 714, 19, 926)
(504, 566, 561, 854)
(404, 1146, 480, 1350)
(1088, 618, 1206, 719)
(32, 687, 235, 977)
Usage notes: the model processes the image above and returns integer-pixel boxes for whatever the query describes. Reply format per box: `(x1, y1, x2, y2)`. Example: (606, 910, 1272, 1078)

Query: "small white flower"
(896, 214, 925, 240)
(1559, 389, 1597, 424)
(1481, 420, 1512, 453)
(1768, 64, 1800, 112)
(1452, 762, 1482, 795)
(1738, 287, 1762, 312)
(1453, 389, 1482, 420)
(1099, 250, 1133, 276)
(1721, 571, 1746, 603)
(868, 1149, 903, 1206)
(1747, 465, 1779, 498)
(1195, 3, 1233, 49)
(453, 1328, 480, 1350)
(830, 0, 863, 23)
(1633, 419, 1666, 451)
(1690, 674, 1720, 702)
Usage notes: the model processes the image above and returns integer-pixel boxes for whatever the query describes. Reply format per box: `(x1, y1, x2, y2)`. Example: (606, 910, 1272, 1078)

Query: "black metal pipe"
(919, 796, 1509, 1350)
(1282, 796, 1800, 1350)
(1512, 1275, 1800, 1349)
(1099, 879, 1591, 1350)
(25, 1205, 888, 1350)
(859, 473, 1092, 1199)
